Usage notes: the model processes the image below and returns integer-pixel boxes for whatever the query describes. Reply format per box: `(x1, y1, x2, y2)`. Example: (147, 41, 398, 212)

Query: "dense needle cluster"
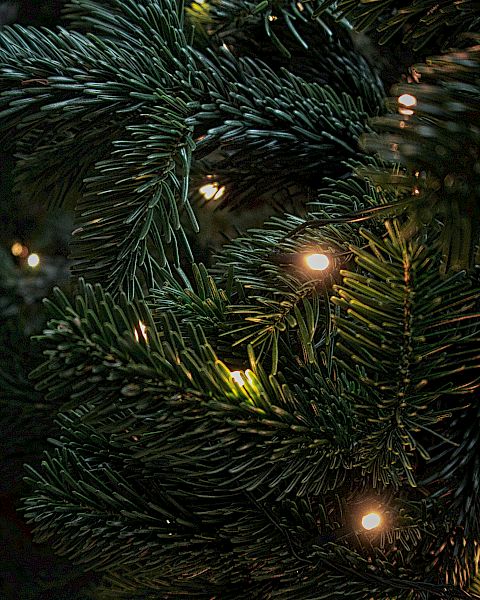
(0, 1, 480, 598)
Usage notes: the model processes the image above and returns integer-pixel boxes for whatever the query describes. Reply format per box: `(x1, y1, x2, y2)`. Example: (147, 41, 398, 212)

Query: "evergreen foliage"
(362, 42, 480, 271)
(314, 0, 480, 49)
(1, 0, 480, 598)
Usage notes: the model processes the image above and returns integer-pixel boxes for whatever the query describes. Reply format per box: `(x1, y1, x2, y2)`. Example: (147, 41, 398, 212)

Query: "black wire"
(319, 556, 479, 599)
(280, 199, 412, 243)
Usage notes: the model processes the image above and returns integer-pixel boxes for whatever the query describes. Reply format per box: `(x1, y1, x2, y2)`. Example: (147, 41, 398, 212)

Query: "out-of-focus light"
(134, 320, 148, 343)
(361, 512, 382, 531)
(27, 253, 40, 268)
(305, 253, 329, 271)
(398, 93, 417, 107)
(11, 242, 23, 256)
(199, 182, 226, 201)
(398, 93, 417, 116)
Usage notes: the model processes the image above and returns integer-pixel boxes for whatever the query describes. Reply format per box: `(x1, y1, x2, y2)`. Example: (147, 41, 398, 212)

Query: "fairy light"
(398, 93, 416, 107)
(231, 369, 254, 386)
(398, 93, 417, 116)
(305, 253, 329, 271)
(134, 321, 148, 343)
(231, 371, 245, 386)
(11, 242, 23, 256)
(199, 182, 226, 201)
(268, 14, 278, 21)
(27, 253, 40, 268)
(361, 512, 382, 531)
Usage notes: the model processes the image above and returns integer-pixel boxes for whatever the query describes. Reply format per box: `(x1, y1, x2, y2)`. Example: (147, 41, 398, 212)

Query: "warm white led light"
(398, 93, 417, 116)
(11, 242, 23, 257)
(305, 253, 329, 271)
(27, 253, 40, 268)
(199, 182, 225, 201)
(361, 512, 381, 531)
(231, 369, 254, 387)
(231, 370, 245, 385)
(398, 93, 417, 107)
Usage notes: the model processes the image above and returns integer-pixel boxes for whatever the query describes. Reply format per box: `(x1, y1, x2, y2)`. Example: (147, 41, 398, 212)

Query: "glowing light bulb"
(11, 242, 23, 256)
(199, 182, 225, 201)
(305, 253, 329, 271)
(361, 512, 381, 531)
(27, 253, 40, 268)
(398, 93, 417, 116)
(398, 93, 417, 107)
(231, 369, 254, 386)
(231, 370, 245, 386)
(134, 321, 148, 342)
(268, 14, 278, 21)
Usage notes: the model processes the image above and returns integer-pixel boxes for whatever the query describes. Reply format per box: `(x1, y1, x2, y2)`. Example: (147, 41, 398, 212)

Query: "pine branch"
(187, 0, 328, 58)
(362, 42, 480, 272)
(331, 219, 480, 488)
(206, 171, 389, 370)
(0, 0, 200, 295)
(188, 49, 379, 208)
(313, 0, 480, 50)
(187, 0, 385, 112)
(70, 100, 198, 296)
(23, 280, 360, 595)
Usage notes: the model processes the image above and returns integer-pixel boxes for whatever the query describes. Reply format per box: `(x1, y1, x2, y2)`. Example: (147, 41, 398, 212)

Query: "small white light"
(398, 93, 417, 107)
(398, 93, 417, 116)
(305, 253, 329, 271)
(27, 253, 40, 268)
(231, 369, 254, 387)
(362, 512, 381, 530)
(231, 370, 245, 386)
(199, 182, 225, 201)
(134, 321, 148, 343)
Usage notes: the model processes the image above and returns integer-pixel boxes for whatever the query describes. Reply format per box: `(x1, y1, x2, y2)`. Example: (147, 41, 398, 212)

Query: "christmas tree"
(1, 0, 480, 598)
